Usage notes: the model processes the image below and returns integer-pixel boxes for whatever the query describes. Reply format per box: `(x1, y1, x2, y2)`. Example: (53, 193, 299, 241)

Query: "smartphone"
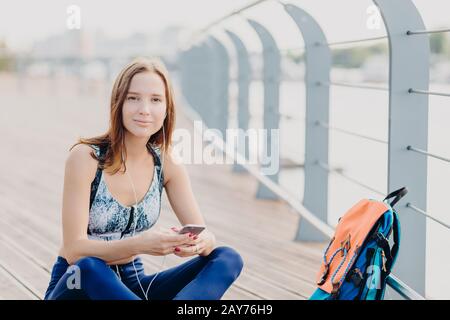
(178, 224, 206, 236)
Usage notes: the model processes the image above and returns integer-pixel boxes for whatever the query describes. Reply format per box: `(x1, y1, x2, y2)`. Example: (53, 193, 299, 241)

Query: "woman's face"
(122, 71, 167, 139)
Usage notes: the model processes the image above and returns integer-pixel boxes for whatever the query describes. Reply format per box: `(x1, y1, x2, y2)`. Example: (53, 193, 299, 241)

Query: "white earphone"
(122, 124, 166, 300)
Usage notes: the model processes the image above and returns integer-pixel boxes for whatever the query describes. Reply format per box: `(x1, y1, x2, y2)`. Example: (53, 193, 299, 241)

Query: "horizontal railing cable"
(406, 28, 450, 35)
(316, 161, 385, 196)
(407, 145, 450, 164)
(320, 81, 389, 91)
(408, 88, 450, 98)
(406, 203, 450, 230)
(317, 121, 388, 145)
(195, 0, 270, 37)
(324, 35, 388, 47)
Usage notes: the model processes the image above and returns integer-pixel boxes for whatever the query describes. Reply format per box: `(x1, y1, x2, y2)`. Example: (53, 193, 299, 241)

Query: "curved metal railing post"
(247, 19, 281, 200)
(225, 29, 252, 173)
(283, 4, 331, 242)
(206, 36, 230, 137)
(180, 43, 210, 116)
(374, 0, 429, 296)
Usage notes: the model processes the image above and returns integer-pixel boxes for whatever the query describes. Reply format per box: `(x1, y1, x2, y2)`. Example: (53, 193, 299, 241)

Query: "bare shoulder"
(65, 143, 99, 182)
(162, 146, 188, 186)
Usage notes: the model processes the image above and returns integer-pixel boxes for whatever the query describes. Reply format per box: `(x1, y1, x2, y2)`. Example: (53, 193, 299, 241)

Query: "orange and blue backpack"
(309, 187, 407, 300)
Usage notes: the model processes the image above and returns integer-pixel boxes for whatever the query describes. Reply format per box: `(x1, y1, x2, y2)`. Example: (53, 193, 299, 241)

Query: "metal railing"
(177, 0, 450, 300)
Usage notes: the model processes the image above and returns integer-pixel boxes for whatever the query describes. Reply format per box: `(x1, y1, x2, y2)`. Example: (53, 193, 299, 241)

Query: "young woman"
(44, 57, 243, 300)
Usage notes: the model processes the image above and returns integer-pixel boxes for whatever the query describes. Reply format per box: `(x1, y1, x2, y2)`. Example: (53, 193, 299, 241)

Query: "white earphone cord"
(124, 125, 166, 300)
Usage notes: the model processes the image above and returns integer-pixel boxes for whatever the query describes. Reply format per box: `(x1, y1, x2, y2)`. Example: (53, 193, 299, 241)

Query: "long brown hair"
(70, 57, 176, 175)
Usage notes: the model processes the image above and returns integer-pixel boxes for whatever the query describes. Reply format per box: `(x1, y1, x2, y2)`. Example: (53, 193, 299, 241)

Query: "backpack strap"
(386, 212, 401, 272)
(383, 187, 408, 208)
(371, 211, 401, 274)
(381, 188, 404, 271)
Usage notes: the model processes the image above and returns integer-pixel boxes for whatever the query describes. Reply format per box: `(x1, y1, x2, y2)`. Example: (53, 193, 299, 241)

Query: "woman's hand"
(136, 227, 195, 256)
(171, 227, 216, 258)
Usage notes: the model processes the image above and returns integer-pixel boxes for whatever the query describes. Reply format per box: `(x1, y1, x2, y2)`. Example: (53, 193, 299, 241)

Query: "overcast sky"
(0, 0, 449, 51)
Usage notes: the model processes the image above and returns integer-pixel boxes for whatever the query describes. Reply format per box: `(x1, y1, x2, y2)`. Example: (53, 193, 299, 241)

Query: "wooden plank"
(4, 192, 312, 292)
(0, 216, 57, 273)
(142, 254, 304, 300)
(221, 285, 263, 300)
(0, 204, 312, 300)
(0, 265, 39, 300)
(0, 191, 318, 299)
(0, 240, 48, 300)
(0, 205, 262, 300)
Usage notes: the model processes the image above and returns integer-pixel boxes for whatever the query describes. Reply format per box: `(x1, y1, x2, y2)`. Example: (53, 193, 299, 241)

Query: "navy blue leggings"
(44, 246, 243, 300)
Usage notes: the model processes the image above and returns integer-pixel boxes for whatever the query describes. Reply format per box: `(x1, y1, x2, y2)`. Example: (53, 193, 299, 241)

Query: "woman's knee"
(210, 246, 244, 279)
(74, 256, 107, 274)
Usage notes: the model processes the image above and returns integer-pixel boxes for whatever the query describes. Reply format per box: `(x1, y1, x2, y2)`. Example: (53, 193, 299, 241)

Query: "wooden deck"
(0, 74, 326, 300)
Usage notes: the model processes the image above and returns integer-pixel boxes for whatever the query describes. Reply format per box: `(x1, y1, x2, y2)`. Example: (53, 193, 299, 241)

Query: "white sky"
(0, 0, 449, 51)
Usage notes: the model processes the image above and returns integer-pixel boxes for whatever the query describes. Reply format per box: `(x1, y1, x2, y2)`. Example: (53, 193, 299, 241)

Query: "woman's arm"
(61, 144, 141, 265)
(163, 148, 216, 256)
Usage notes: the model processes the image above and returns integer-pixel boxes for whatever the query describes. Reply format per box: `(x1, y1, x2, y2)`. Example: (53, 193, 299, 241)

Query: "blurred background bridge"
(0, 0, 449, 299)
